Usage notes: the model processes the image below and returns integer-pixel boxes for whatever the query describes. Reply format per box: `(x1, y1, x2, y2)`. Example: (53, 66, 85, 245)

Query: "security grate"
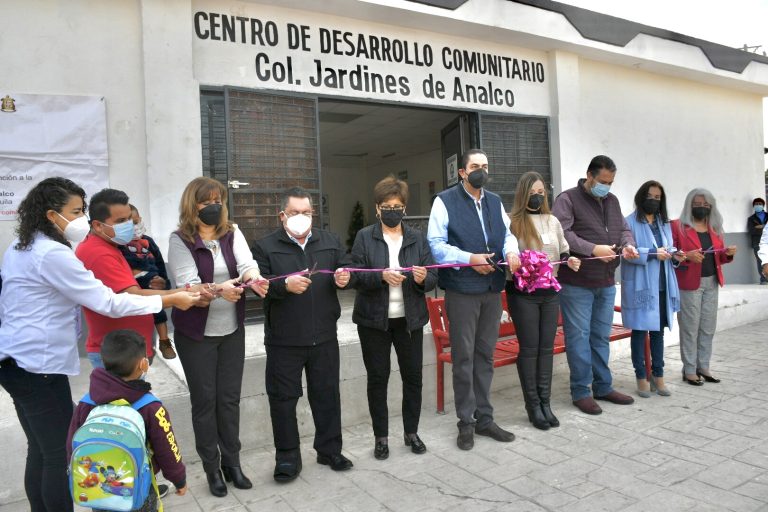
(226, 89, 321, 244)
(479, 115, 551, 208)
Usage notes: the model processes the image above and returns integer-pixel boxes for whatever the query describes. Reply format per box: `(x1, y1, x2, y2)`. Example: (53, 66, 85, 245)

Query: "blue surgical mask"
(591, 182, 611, 198)
(755, 205, 764, 213)
(105, 220, 136, 245)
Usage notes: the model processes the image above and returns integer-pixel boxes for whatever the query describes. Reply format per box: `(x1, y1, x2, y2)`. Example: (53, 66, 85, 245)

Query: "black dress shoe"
(206, 469, 227, 497)
(475, 422, 515, 442)
(222, 465, 253, 489)
(457, 425, 474, 450)
(374, 441, 389, 460)
(682, 375, 704, 386)
(697, 371, 721, 383)
(317, 453, 353, 471)
(404, 433, 427, 454)
(157, 484, 169, 499)
(273, 457, 302, 483)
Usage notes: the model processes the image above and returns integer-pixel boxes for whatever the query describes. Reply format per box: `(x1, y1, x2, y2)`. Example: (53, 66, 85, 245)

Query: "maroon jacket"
(552, 179, 635, 288)
(67, 368, 186, 489)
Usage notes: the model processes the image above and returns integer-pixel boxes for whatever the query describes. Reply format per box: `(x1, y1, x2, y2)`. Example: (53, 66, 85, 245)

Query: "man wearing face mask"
(76, 189, 193, 372)
(747, 198, 767, 284)
(552, 155, 640, 415)
(252, 187, 354, 482)
(427, 148, 521, 451)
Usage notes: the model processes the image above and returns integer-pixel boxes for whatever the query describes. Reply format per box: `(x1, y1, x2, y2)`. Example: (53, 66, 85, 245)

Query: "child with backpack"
(119, 204, 177, 360)
(67, 330, 187, 511)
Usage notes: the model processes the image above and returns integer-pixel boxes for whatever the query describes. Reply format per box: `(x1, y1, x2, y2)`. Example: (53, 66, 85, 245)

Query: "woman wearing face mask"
(672, 188, 737, 385)
(505, 172, 580, 430)
(167, 177, 268, 497)
(0, 178, 198, 512)
(620, 181, 681, 398)
(349, 176, 437, 460)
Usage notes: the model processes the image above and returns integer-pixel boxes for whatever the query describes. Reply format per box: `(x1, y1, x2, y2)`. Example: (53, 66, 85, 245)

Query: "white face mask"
(56, 212, 90, 243)
(284, 213, 312, 238)
(133, 221, 147, 240)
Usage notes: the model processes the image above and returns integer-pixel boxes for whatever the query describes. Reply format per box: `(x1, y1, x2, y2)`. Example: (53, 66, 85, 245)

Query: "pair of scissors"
(305, 262, 319, 278)
(485, 257, 504, 274)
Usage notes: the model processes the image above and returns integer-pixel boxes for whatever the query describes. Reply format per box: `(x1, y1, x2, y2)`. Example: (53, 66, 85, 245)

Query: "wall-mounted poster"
(446, 153, 458, 186)
(0, 94, 108, 221)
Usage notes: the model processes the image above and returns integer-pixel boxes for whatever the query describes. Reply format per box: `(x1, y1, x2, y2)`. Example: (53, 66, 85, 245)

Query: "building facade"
(3, 0, 768, 286)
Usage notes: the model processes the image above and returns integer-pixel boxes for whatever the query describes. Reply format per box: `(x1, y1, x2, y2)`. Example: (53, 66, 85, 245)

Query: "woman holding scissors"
(506, 172, 580, 430)
(672, 188, 736, 386)
(620, 181, 681, 398)
(168, 177, 268, 497)
(350, 176, 437, 460)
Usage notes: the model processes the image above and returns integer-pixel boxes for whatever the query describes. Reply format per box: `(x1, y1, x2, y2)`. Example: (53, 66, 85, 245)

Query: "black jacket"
(350, 223, 437, 332)
(747, 212, 767, 248)
(252, 228, 351, 346)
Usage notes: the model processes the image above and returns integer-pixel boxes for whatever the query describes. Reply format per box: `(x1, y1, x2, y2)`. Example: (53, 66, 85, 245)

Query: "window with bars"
(226, 90, 321, 243)
(480, 115, 551, 208)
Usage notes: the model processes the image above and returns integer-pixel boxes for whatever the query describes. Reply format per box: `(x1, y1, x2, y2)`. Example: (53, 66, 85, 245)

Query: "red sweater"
(67, 368, 186, 488)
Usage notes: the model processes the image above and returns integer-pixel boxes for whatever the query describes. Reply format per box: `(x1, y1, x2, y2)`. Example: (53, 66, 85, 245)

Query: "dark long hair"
(633, 180, 668, 223)
(15, 177, 87, 250)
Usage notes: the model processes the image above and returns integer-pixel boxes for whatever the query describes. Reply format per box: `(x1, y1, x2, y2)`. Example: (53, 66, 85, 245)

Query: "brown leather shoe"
(573, 397, 602, 415)
(595, 390, 634, 405)
(158, 339, 177, 359)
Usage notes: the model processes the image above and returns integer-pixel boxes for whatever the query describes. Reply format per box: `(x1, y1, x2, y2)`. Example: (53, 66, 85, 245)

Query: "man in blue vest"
(427, 149, 521, 450)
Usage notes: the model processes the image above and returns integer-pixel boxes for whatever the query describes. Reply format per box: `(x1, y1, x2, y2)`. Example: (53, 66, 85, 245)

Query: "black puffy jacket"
(350, 222, 437, 332)
(252, 228, 351, 346)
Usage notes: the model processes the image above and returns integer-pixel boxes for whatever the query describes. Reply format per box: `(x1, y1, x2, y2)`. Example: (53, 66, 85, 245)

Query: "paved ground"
(4, 319, 768, 512)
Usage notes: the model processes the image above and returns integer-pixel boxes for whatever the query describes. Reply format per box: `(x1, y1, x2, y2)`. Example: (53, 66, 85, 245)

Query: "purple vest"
(171, 230, 245, 341)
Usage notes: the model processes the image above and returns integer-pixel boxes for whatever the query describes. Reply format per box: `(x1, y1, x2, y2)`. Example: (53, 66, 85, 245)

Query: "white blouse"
(0, 234, 162, 375)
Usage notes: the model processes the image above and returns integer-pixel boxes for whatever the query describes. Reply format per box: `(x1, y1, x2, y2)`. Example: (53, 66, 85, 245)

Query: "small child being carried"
(120, 204, 176, 360)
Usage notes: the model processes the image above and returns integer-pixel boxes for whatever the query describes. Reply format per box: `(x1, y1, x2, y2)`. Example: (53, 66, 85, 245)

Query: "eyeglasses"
(379, 206, 405, 212)
(283, 210, 312, 217)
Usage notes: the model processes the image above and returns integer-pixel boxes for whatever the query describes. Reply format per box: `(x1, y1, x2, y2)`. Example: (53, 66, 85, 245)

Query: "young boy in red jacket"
(67, 330, 187, 511)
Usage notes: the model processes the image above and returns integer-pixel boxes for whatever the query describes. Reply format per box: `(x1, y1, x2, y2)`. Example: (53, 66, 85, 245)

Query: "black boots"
(206, 469, 227, 497)
(518, 356, 550, 430)
(518, 353, 559, 430)
(222, 465, 253, 489)
(537, 349, 559, 428)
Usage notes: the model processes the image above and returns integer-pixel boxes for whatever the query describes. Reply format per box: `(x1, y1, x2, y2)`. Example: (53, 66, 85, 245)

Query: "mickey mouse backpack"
(69, 393, 160, 511)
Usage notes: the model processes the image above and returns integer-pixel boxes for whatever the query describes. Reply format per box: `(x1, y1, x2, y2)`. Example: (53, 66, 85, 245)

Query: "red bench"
(426, 292, 641, 414)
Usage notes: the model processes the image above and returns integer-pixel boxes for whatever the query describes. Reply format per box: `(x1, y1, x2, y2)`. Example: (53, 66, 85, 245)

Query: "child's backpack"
(69, 393, 159, 511)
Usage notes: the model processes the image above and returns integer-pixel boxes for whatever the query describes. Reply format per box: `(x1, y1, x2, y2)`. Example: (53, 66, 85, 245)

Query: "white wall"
(0, 0, 151, 254)
(563, 58, 765, 233)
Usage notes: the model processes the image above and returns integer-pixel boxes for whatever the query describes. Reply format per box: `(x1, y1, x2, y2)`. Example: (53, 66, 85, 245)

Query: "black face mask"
(198, 204, 222, 226)
(641, 198, 661, 215)
(380, 209, 405, 228)
(691, 206, 711, 220)
(466, 169, 488, 189)
(527, 194, 545, 211)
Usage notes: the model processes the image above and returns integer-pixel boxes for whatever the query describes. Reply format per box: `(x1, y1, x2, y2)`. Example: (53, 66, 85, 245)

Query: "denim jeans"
(559, 284, 616, 401)
(630, 330, 665, 378)
(0, 359, 74, 512)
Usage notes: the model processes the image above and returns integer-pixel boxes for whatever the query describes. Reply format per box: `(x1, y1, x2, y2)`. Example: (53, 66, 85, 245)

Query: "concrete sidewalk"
(3, 318, 768, 511)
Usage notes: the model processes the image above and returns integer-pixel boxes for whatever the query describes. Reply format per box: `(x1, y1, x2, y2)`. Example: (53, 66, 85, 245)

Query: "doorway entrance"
(199, 88, 552, 320)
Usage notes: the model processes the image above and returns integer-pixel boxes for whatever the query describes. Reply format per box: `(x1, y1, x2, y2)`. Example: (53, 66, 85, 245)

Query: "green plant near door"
(346, 201, 365, 251)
